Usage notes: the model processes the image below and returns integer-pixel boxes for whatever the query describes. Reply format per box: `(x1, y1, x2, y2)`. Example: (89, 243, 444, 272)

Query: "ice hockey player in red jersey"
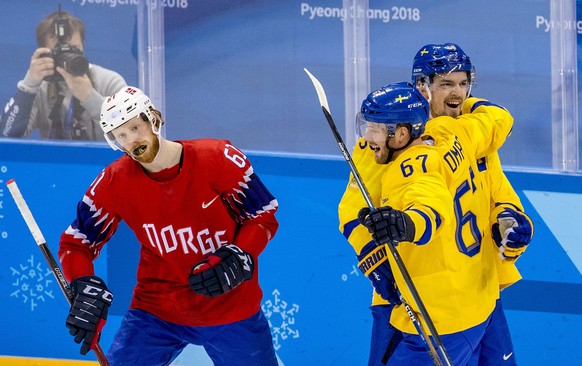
(58, 86, 280, 365)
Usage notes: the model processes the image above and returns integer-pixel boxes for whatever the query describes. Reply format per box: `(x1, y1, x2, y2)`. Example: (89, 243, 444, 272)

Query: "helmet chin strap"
(420, 83, 435, 120)
(383, 135, 415, 164)
(424, 85, 433, 103)
(150, 118, 164, 162)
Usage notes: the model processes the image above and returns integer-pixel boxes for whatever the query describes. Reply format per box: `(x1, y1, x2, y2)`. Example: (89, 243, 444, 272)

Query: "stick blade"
(6, 179, 47, 245)
(304, 68, 331, 113)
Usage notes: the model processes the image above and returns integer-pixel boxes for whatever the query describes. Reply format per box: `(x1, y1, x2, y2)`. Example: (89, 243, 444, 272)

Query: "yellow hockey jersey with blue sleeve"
(383, 98, 513, 335)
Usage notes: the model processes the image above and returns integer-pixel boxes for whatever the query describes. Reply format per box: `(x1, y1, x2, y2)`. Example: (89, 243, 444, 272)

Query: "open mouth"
(132, 145, 147, 156)
(446, 100, 462, 109)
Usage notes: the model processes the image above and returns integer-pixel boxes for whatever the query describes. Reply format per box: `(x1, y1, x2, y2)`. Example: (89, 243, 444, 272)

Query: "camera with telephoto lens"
(50, 43, 89, 76)
(43, 10, 89, 81)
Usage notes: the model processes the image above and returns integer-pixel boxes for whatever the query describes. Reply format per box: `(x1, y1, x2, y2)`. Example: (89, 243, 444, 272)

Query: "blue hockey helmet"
(356, 82, 430, 139)
(411, 43, 475, 85)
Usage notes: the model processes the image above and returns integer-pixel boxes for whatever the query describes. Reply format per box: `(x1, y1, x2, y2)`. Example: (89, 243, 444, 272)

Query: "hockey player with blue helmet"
(413, 43, 533, 365)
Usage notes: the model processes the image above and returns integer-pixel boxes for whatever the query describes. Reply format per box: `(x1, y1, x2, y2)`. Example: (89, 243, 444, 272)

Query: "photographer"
(0, 10, 127, 140)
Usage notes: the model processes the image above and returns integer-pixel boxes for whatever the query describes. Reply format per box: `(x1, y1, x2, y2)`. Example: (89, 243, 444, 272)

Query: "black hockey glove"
(66, 276, 113, 355)
(189, 244, 254, 297)
(357, 242, 401, 305)
(359, 207, 415, 245)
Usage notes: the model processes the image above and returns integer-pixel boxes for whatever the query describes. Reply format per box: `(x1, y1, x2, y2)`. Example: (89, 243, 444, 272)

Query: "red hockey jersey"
(58, 139, 279, 326)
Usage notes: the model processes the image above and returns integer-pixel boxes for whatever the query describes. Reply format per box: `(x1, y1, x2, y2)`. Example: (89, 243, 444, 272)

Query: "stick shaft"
(6, 179, 110, 366)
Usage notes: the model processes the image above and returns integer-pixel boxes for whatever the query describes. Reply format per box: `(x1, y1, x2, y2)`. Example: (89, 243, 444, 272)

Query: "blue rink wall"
(0, 141, 581, 366)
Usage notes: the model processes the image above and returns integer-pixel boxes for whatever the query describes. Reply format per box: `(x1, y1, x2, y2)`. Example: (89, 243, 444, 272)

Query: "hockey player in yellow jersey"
(338, 43, 533, 365)
(412, 44, 533, 365)
(354, 82, 513, 364)
(412, 44, 533, 288)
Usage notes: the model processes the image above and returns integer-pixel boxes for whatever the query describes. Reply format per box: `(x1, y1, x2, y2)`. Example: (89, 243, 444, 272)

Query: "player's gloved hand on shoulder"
(492, 207, 533, 261)
(189, 244, 254, 297)
(357, 242, 401, 305)
(66, 276, 113, 355)
(358, 207, 415, 245)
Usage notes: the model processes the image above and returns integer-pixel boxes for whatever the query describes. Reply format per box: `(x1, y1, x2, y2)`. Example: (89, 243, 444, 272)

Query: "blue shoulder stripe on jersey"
(343, 218, 360, 239)
(471, 100, 511, 139)
(470, 100, 507, 113)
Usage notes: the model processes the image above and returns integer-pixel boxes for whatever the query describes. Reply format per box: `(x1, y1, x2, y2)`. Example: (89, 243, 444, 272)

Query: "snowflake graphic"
(261, 289, 300, 351)
(10, 254, 56, 311)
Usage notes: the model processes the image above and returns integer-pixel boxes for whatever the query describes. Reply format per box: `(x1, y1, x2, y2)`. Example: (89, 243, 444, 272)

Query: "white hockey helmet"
(100, 87, 155, 150)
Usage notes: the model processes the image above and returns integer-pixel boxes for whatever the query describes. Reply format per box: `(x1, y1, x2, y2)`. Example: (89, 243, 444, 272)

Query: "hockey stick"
(304, 68, 452, 366)
(6, 179, 110, 366)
